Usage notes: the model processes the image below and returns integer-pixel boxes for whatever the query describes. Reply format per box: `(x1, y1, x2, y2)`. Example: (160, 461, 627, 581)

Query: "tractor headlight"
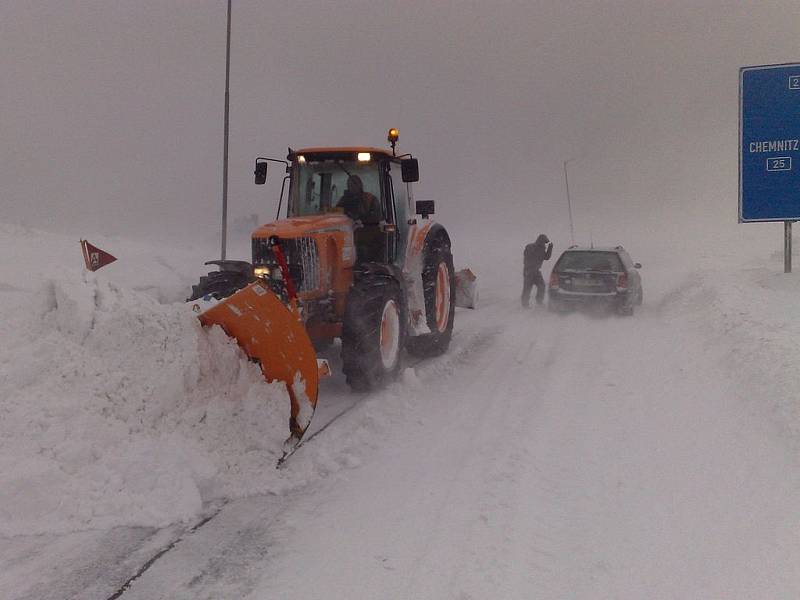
(254, 266, 271, 279)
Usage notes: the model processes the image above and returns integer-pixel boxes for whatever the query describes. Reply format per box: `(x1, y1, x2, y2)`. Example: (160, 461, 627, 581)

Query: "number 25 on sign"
(767, 157, 792, 172)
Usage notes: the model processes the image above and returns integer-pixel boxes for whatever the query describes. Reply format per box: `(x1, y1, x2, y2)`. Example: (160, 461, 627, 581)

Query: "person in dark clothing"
(336, 175, 381, 223)
(522, 234, 553, 308)
(337, 175, 384, 263)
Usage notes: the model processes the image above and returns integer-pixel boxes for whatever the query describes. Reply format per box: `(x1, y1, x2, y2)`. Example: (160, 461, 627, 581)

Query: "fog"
(7, 5, 800, 595)
(2, 1, 800, 261)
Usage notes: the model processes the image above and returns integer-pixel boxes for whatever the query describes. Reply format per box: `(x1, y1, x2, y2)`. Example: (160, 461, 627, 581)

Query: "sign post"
(740, 62, 800, 272)
(786, 221, 793, 273)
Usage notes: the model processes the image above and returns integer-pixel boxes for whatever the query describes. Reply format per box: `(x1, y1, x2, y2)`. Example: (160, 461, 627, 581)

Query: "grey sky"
(2, 1, 800, 253)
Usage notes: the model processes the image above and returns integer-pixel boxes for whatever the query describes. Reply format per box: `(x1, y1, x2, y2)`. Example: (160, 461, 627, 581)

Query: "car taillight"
(616, 272, 628, 289)
(549, 272, 559, 288)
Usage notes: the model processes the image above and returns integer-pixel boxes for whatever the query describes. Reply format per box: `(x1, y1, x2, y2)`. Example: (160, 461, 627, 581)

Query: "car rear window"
(556, 251, 623, 272)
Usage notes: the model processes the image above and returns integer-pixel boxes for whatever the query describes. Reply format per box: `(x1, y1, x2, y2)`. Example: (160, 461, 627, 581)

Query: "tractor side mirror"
(401, 158, 419, 182)
(416, 200, 435, 219)
(254, 160, 268, 185)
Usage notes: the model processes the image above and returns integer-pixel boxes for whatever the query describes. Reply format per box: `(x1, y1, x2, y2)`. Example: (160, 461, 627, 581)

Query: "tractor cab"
(288, 148, 387, 219)
(291, 147, 421, 265)
(289, 148, 393, 264)
(255, 141, 420, 267)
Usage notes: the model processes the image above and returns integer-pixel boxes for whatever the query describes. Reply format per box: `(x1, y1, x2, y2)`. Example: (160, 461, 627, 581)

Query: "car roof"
(562, 245, 628, 253)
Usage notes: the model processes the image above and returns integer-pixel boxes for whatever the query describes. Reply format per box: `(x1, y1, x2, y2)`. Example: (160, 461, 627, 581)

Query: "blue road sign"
(740, 63, 800, 222)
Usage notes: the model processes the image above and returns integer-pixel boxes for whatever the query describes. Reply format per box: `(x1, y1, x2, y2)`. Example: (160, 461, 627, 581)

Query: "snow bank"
(0, 225, 293, 536)
(677, 261, 800, 448)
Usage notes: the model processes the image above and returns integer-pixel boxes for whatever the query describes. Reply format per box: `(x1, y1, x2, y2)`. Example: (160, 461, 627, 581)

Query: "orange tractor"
(188, 130, 462, 449)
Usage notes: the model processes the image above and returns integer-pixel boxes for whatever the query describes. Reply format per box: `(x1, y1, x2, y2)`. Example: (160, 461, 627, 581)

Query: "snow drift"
(0, 225, 292, 536)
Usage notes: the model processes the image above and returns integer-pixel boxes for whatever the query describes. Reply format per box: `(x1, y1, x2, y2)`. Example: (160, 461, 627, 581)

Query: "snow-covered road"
(4, 225, 800, 599)
(106, 297, 800, 598)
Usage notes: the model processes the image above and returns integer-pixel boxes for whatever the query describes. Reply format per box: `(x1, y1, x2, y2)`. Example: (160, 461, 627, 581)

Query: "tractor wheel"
(341, 275, 405, 392)
(187, 261, 254, 301)
(189, 272, 246, 301)
(406, 242, 455, 358)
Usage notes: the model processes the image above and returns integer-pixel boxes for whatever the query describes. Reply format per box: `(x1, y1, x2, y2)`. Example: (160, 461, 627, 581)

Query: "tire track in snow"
(393, 309, 570, 598)
(243, 302, 572, 599)
(105, 501, 228, 600)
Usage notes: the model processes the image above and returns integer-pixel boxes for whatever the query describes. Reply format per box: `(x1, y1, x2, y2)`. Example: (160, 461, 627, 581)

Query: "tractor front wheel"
(341, 275, 405, 392)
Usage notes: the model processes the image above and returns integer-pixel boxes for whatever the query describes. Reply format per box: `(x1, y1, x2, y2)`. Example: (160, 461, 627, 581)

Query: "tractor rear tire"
(406, 242, 455, 358)
(341, 275, 405, 392)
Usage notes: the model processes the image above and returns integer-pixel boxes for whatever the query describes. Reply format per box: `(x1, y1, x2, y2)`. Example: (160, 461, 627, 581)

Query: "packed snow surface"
(3, 221, 800, 599)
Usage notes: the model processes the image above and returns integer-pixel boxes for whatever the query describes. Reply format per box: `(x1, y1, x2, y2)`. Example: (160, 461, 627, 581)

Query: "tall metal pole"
(785, 221, 792, 273)
(563, 159, 575, 245)
(220, 0, 231, 260)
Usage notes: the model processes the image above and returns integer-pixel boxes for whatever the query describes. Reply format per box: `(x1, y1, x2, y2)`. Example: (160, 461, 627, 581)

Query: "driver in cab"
(336, 175, 381, 224)
(336, 174, 384, 263)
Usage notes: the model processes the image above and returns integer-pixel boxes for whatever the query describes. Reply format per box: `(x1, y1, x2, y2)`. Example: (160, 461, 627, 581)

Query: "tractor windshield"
(288, 157, 383, 220)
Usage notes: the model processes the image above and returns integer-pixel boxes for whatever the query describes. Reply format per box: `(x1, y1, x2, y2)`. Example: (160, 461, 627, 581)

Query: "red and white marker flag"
(80, 240, 117, 272)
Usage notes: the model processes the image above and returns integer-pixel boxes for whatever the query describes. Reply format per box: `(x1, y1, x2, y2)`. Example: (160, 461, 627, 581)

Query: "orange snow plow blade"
(191, 282, 321, 445)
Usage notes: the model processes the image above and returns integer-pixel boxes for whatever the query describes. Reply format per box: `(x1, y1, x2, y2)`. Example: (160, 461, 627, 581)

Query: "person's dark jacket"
(523, 234, 552, 275)
(337, 191, 381, 223)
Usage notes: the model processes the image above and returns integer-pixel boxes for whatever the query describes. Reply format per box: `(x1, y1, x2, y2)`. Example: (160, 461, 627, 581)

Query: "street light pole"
(563, 159, 576, 245)
(220, 0, 232, 260)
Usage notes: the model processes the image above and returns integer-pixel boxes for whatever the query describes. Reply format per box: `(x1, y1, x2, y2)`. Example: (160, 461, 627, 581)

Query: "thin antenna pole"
(220, 0, 232, 260)
(563, 159, 575, 245)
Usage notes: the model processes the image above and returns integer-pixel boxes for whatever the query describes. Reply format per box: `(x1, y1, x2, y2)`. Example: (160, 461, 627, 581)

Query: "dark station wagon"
(548, 246, 643, 316)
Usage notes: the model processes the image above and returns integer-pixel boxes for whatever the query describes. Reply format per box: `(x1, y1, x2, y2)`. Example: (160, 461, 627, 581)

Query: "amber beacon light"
(388, 128, 399, 155)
